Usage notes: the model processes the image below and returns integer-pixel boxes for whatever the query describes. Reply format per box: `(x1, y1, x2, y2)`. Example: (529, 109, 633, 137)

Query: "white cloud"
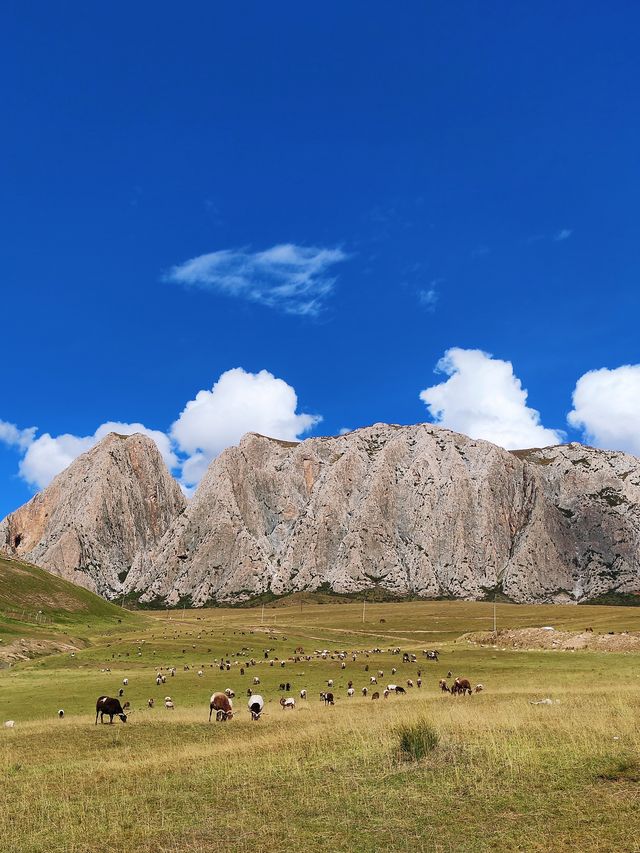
(19, 422, 178, 490)
(171, 368, 321, 486)
(166, 243, 348, 316)
(0, 420, 36, 451)
(554, 228, 573, 241)
(338, 427, 352, 436)
(418, 287, 438, 311)
(420, 348, 563, 450)
(568, 364, 640, 456)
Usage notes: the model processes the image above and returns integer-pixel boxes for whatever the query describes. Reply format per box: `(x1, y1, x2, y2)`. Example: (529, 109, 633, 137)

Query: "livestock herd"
(85, 643, 485, 727)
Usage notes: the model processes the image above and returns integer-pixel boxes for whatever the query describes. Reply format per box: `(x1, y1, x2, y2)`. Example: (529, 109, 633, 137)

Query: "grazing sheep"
(371, 692, 380, 701)
(246, 687, 253, 697)
(347, 688, 355, 697)
(300, 689, 307, 699)
(197, 670, 204, 678)
(253, 677, 260, 685)
(118, 688, 124, 697)
(348, 680, 353, 689)
(341, 662, 346, 669)
(391, 668, 397, 675)
(4, 720, 15, 728)
(439, 679, 450, 693)
(148, 698, 154, 708)
(95, 696, 127, 724)
(209, 692, 233, 722)
(378, 670, 384, 677)
(474, 684, 484, 693)
(327, 679, 334, 688)
(156, 675, 162, 686)
(224, 688, 235, 698)
(279, 682, 286, 691)
(407, 679, 414, 688)
(383, 689, 390, 699)
(57, 709, 64, 718)
(165, 699, 175, 709)
(361, 687, 368, 697)
(248, 694, 264, 720)
(370, 676, 377, 684)
(122, 678, 128, 686)
(280, 697, 295, 710)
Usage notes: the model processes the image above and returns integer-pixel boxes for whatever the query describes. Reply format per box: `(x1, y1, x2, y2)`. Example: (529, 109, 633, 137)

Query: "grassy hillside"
(0, 554, 145, 661)
(2, 598, 640, 851)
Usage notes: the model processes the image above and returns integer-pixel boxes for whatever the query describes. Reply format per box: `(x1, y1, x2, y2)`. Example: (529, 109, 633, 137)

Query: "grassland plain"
(2, 589, 640, 852)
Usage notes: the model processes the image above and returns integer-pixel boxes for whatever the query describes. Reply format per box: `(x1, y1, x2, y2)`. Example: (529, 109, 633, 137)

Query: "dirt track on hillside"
(461, 627, 640, 652)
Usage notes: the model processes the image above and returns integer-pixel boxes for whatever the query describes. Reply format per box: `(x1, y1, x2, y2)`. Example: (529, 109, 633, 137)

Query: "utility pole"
(261, 603, 265, 625)
(493, 594, 497, 634)
(362, 595, 366, 624)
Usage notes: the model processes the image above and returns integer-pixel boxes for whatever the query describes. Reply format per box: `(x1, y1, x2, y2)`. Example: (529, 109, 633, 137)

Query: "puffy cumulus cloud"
(0, 420, 36, 451)
(165, 243, 348, 316)
(420, 348, 563, 450)
(19, 422, 178, 490)
(568, 365, 640, 456)
(171, 368, 321, 486)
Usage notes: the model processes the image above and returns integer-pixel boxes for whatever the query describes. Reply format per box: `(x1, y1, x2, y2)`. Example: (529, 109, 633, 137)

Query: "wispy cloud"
(0, 420, 36, 452)
(166, 243, 348, 316)
(418, 279, 441, 312)
(554, 228, 573, 242)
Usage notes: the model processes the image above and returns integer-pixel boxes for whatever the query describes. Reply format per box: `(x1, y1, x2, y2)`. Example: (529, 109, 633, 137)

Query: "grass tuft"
(396, 716, 439, 761)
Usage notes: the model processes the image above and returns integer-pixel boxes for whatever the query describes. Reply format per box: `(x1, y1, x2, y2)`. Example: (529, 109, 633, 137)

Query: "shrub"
(396, 718, 439, 761)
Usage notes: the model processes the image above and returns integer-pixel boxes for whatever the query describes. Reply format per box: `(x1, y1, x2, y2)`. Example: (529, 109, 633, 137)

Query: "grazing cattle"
(280, 697, 295, 710)
(395, 686, 406, 695)
(387, 684, 398, 692)
(474, 684, 484, 693)
(148, 698, 154, 708)
(371, 692, 380, 700)
(95, 696, 127, 724)
(209, 692, 233, 722)
(248, 694, 264, 720)
(453, 678, 472, 696)
(224, 688, 235, 698)
(439, 679, 450, 693)
(347, 688, 355, 697)
(300, 689, 307, 699)
(361, 687, 368, 697)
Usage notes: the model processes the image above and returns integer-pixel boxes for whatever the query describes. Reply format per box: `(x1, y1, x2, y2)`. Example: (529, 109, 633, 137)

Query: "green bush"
(396, 718, 440, 761)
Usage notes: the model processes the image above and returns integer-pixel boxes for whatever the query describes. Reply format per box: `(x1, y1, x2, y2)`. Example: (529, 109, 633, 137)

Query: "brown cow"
(209, 691, 234, 721)
(453, 677, 472, 696)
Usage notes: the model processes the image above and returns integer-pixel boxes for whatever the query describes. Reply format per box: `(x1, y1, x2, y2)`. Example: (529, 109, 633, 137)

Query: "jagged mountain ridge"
(2, 424, 639, 605)
(0, 433, 186, 597)
(126, 423, 640, 605)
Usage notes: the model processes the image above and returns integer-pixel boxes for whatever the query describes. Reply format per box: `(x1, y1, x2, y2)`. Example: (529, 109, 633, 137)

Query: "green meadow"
(2, 560, 640, 852)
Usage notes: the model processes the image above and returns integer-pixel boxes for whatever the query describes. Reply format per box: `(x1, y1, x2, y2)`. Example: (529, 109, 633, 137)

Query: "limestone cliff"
(0, 433, 186, 596)
(125, 424, 640, 605)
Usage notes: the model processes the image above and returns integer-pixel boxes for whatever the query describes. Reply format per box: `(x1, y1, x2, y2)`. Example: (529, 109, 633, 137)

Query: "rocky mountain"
(0, 433, 186, 597)
(124, 423, 640, 605)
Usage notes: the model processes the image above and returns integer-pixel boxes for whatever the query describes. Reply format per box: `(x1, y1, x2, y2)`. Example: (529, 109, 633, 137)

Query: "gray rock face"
(0, 433, 186, 597)
(125, 424, 640, 605)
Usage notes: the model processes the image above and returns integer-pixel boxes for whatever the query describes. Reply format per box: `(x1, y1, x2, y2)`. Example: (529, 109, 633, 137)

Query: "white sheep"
(347, 688, 355, 697)
(57, 709, 64, 718)
(370, 676, 377, 684)
(361, 687, 368, 696)
(122, 678, 129, 686)
(224, 688, 235, 698)
(165, 699, 175, 710)
(4, 720, 15, 728)
(299, 689, 307, 699)
(253, 676, 260, 685)
(280, 697, 295, 710)
(327, 679, 334, 688)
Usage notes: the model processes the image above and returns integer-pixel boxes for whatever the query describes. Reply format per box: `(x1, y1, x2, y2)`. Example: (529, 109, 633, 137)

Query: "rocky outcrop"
(0, 433, 186, 597)
(125, 424, 640, 605)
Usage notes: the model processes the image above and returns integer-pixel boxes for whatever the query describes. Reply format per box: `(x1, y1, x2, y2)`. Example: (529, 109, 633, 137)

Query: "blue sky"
(1, 3, 639, 516)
